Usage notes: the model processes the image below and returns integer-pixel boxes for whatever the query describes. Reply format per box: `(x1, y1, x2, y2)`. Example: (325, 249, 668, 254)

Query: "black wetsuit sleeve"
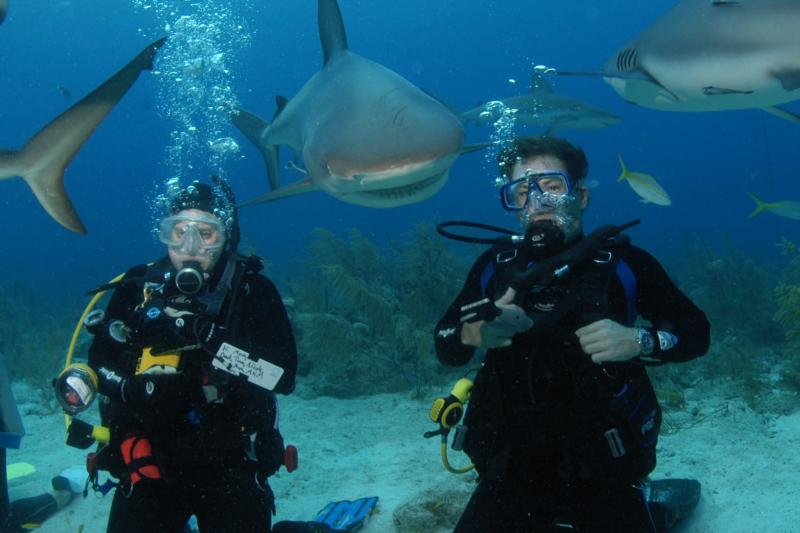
(238, 275, 297, 394)
(434, 250, 495, 367)
(626, 246, 710, 364)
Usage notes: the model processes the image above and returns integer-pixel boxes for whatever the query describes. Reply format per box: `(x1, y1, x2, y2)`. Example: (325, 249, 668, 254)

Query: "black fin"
(274, 95, 289, 119)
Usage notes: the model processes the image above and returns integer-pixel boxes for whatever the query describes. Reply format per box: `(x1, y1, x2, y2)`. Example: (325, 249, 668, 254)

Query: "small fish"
(617, 156, 671, 206)
(57, 84, 72, 99)
(747, 192, 800, 220)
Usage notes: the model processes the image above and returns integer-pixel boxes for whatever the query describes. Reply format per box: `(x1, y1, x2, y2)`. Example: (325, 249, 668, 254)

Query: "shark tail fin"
(0, 37, 166, 234)
(231, 107, 281, 191)
(0, 149, 86, 235)
(617, 155, 630, 182)
(746, 192, 768, 218)
(319, 0, 348, 65)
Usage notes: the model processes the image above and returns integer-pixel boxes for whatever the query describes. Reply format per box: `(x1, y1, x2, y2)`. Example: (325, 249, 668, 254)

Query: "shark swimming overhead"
(232, 0, 469, 208)
(0, 38, 165, 234)
(560, 0, 800, 124)
(461, 73, 621, 134)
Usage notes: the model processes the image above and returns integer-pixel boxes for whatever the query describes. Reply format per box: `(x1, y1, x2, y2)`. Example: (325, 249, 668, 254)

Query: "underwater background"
(1, 1, 800, 530)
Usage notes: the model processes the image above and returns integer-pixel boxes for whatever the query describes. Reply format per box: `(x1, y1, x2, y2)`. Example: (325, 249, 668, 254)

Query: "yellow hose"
(62, 272, 125, 437)
(440, 436, 474, 474)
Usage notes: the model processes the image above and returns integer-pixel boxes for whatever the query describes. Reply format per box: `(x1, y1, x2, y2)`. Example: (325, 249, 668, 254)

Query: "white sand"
(7, 381, 800, 533)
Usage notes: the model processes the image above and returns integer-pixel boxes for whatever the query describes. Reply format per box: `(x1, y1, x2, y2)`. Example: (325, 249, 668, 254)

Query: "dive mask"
(158, 213, 226, 256)
(500, 169, 575, 212)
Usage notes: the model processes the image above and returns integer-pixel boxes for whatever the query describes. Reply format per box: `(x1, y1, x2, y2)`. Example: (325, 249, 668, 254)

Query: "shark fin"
(319, 0, 349, 64)
(274, 95, 289, 119)
(461, 142, 492, 154)
(231, 107, 281, 191)
(0, 37, 165, 234)
(702, 86, 753, 95)
(238, 179, 320, 207)
(762, 105, 800, 125)
(773, 69, 800, 92)
(531, 72, 554, 94)
(559, 69, 680, 101)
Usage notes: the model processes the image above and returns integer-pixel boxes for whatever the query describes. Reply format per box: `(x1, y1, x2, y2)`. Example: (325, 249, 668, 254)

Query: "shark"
(0, 38, 165, 234)
(232, 0, 469, 208)
(559, 0, 800, 124)
(0, 0, 7, 24)
(461, 73, 621, 134)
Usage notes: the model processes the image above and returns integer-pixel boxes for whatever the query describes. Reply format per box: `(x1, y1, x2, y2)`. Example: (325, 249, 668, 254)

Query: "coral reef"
(0, 282, 79, 389)
(774, 238, 800, 393)
(285, 225, 469, 398)
(648, 233, 799, 415)
(672, 232, 782, 344)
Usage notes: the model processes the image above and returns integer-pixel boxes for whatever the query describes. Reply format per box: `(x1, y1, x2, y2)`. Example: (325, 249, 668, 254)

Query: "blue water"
(1, 0, 798, 294)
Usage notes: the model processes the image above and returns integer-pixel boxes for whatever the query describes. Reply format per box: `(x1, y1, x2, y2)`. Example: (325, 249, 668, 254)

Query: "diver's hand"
(461, 288, 533, 349)
(575, 319, 641, 364)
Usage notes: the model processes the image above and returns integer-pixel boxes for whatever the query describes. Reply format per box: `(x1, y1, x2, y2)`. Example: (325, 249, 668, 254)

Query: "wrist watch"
(635, 327, 655, 356)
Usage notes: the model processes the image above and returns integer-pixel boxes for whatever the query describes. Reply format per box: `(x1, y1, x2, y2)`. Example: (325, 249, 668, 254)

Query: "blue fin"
(314, 496, 379, 532)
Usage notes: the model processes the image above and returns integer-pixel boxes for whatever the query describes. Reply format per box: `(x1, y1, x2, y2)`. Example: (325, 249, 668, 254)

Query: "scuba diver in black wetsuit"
(434, 136, 710, 532)
(67, 178, 319, 532)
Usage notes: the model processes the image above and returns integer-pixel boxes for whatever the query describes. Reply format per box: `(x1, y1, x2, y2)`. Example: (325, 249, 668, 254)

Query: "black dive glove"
(245, 427, 285, 478)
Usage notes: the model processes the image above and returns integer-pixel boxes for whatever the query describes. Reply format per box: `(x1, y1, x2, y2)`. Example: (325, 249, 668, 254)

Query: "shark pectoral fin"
(238, 179, 319, 207)
(461, 142, 493, 154)
(8, 37, 166, 234)
(24, 165, 84, 234)
(702, 86, 753, 95)
(763, 106, 800, 125)
(231, 107, 281, 191)
(774, 69, 800, 92)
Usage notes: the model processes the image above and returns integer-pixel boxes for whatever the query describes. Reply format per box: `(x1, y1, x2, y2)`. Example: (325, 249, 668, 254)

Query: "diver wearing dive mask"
(158, 210, 227, 294)
(434, 136, 710, 533)
(499, 159, 588, 257)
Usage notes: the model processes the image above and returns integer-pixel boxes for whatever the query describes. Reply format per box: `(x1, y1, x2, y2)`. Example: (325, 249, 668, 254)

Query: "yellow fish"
(617, 156, 671, 206)
(747, 192, 800, 220)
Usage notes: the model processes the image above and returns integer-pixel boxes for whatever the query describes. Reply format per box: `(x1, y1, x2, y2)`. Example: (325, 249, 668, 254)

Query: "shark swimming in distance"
(0, 0, 8, 25)
(558, 0, 800, 125)
(232, 0, 471, 208)
(461, 73, 621, 134)
(0, 38, 165, 233)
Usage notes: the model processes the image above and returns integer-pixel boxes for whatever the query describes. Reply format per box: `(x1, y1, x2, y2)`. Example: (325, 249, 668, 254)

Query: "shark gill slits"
(616, 48, 638, 72)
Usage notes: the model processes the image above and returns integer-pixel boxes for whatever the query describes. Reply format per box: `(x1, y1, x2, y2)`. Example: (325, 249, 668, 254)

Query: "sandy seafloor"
(6, 381, 800, 533)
